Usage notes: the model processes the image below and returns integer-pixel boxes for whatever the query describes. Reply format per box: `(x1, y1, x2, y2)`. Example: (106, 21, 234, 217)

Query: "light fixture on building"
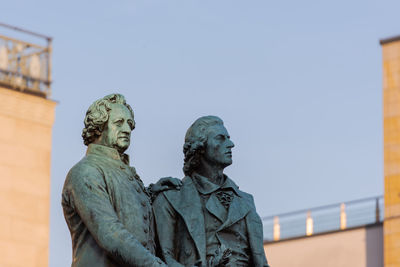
(273, 216, 280, 241)
(340, 203, 347, 230)
(306, 211, 313, 236)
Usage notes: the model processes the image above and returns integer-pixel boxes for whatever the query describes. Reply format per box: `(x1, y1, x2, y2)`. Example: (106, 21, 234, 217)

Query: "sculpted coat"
(62, 144, 166, 267)
(153, 175, 270, 267)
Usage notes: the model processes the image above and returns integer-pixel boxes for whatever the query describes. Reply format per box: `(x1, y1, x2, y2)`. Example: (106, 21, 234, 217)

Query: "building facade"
(381, 35, 400, 267)
(263, 35, 400, 267)
(0, 24, 55, 267)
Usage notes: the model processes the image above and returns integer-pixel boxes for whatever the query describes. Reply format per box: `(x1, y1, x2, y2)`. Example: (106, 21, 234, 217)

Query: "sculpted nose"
(228, 139, 235, 148)
(121, 122, 131, 133)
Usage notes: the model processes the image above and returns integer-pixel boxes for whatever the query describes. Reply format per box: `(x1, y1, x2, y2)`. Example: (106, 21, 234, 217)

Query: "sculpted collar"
(192, 172, 240, 196)
(86, 144, 130, 165)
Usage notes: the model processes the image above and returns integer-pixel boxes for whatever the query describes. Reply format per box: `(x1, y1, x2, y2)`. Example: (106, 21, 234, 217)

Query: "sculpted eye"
(216, 135, 225, 140)
(115, 119, 123, 125)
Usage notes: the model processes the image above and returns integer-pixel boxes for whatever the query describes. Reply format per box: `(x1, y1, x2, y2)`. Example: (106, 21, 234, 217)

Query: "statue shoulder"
(226, 177, 255, 205)
(237, 189, 256, 207)
(64, 156, 104, 188)
(158, 176, 196, 204)
(62, 156, 106, 209)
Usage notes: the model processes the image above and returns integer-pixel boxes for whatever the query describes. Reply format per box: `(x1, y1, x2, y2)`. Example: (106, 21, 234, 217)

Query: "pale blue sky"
(2, 1, 400, 266)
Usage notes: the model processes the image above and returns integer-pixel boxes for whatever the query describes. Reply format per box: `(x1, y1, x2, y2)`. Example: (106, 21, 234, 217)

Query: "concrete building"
(0, 24, 55, 267)
(263, 35, 400, 267)
(381, 35, 400, 267)
(262, 198, 384, 267)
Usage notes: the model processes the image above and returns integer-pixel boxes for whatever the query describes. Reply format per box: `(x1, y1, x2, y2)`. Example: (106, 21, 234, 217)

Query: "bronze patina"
(153, 116, 270, 267)
(62, 94, 179, 267)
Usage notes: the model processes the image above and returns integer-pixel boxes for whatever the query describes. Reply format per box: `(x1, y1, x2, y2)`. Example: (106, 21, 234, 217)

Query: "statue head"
(183, 115, 235, 176)
(82, 94, 135, 154)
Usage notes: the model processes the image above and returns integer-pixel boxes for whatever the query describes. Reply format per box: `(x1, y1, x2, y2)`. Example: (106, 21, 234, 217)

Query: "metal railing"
(0, 23, 52, 98)
(262, 196, 383, 242)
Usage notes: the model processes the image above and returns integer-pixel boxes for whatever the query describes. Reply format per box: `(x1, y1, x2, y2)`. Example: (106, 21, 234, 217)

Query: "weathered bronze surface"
(153, 116, 270, 267)
(62, 96, 269, 267)
(62, 94, 179, 267)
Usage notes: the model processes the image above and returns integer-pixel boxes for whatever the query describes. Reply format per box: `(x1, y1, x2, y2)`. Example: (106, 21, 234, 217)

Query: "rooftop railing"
(0, 23, 52, 98)
(262, 196, 383, 242)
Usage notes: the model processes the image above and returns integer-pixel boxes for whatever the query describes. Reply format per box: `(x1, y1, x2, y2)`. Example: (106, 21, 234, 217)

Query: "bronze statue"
(153, 116, 270, 267)
(62, 94, 180, 267)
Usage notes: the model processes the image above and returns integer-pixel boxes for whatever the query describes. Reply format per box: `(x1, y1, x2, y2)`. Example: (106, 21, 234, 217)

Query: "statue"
(62, 94, 180, 267)
(153, 116, 270, 267)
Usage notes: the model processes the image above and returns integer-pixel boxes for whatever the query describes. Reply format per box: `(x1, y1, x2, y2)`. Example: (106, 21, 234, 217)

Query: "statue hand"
(152, 177, 182, 193)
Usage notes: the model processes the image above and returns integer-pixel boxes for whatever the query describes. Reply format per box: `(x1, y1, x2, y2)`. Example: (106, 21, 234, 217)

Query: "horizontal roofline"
(380, 35, 400, 45)
(0, 22, 52, 41)
(264, 222, 382, 244)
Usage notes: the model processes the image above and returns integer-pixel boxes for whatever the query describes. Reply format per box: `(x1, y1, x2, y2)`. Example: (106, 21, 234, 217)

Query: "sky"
(2, 0, 400, 266)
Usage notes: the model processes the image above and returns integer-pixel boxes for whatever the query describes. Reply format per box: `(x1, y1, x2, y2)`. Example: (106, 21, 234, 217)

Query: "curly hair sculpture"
(82, 94, 134, 146)
(183, 115, 223, 176)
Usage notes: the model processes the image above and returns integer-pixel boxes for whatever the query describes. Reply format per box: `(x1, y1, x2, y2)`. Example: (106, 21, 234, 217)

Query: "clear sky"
(2, 0, 400, 266)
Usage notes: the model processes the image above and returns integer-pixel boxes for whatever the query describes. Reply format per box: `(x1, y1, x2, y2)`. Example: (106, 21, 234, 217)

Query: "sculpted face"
(97, 104, 135, 154)
(203, 124, 235, 168)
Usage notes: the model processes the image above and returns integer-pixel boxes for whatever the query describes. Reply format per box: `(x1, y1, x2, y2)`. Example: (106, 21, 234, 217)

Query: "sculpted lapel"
(217, 192, 251, 232)
(163, 177, 207, 264)
(205, 193, 227, 222)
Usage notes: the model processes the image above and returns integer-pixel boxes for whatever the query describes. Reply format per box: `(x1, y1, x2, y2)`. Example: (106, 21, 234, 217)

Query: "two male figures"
(62, 94, 269, 267)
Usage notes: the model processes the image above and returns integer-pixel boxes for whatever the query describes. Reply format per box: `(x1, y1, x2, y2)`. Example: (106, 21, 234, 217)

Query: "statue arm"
(152, 193, 185, 267)
(69, 165, 166, 267)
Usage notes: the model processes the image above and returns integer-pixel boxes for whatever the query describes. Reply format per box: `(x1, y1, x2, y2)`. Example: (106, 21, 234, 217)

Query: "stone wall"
(0, 87, 56, 267)
(263, 224, 383, 267)
(382, 37, 400, 267)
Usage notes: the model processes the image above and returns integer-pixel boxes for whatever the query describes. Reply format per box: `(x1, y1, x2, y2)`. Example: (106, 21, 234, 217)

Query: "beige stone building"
(263, 35, 400, 267)
(0, 24, 55, 267)
(265, 224, 383, 267)
(263, 199, 384, 267)
(381, 35, 400, 267)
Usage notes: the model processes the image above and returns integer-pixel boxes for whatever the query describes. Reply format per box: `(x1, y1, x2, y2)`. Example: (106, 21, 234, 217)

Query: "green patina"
(62, 95, 269, 267)
(153, 116, 270, 267)
(62, 94, 179, 267)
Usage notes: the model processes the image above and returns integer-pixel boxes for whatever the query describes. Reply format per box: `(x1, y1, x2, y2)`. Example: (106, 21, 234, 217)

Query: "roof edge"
(263, 222, 383, 245)
(380, 35, 400, 45)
